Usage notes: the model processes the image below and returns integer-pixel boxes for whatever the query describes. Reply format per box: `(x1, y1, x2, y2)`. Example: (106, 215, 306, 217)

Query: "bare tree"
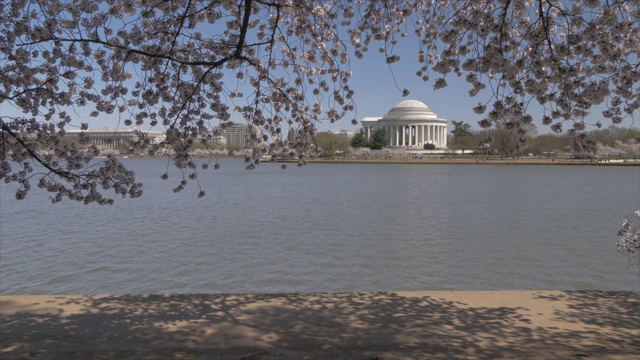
(490, 120, 538, 158)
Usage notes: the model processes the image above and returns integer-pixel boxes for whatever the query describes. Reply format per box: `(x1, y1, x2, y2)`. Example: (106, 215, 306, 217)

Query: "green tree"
(369, 128, 389, 150)
(450, 121, 472, 137)
(350, 130, 369, 148)
(449, 121, 475, 152)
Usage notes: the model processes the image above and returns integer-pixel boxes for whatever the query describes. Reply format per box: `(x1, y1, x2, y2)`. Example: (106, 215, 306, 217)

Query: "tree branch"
(539, 0, 555, 57)
(1, 123, 75, 180)
(235, 0, 254, 58)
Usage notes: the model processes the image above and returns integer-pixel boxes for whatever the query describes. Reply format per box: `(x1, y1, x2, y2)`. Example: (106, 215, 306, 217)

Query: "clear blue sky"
(330, 51, 484, 133)
(2, 24, 636, 136)
(327, 45, 638, 135)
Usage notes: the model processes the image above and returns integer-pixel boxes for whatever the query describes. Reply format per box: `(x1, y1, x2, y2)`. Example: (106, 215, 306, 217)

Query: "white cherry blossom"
(1, 0, 639, 205)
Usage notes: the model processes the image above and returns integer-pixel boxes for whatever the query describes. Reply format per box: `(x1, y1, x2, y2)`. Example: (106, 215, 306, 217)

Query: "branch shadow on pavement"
(1, 290, 638, 359)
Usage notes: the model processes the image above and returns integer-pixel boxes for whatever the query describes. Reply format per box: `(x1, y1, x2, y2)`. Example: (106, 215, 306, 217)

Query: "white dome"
(393, 100, 430, 109)
(383, 99, 438, 121)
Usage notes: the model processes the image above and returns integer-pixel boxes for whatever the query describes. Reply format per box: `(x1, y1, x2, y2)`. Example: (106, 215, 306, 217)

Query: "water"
(1, 158, 639, 294)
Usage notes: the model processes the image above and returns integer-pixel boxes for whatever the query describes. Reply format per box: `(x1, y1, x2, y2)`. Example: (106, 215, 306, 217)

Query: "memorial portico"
(361, 100, 448, 149)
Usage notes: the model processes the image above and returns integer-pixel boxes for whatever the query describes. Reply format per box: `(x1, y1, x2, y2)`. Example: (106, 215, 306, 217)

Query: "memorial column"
(442, 126, 446, 147)
(412, 125, 416, 146)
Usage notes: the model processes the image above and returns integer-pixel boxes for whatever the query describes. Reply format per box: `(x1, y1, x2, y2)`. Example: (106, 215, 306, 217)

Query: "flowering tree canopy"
(1, 0, 639, 204)
(618, 210, 640, 272)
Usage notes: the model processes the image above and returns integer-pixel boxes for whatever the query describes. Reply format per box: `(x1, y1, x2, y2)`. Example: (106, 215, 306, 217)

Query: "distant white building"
(361, 100, 448, 149)
(64, 128, 165, 147)
(329, 130, 356, 140)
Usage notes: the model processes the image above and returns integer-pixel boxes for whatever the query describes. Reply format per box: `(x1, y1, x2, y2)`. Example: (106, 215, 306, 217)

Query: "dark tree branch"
(235, 0, 254, 58)
(540, 0, 555, 57)
(1, 123, 75, 180)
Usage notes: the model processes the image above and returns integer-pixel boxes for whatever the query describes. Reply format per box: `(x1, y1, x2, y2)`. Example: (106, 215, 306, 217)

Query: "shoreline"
(2, 290, 638, 359)
(109, 154, 640, 166)
(302, 157, 640, 166)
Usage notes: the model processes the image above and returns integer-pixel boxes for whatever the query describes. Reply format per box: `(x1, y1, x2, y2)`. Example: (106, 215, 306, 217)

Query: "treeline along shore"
(300, 156, 640, 166)
(115, 153, 640, 166)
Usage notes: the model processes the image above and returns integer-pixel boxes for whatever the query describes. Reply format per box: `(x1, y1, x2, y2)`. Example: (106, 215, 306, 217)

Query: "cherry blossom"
(1, 0, 638, 204)
(617, 210, 640, 272)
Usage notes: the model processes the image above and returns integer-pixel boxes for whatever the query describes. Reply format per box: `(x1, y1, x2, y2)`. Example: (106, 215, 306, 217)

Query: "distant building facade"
(68, 123, 254, 150)
(64, 128, 165, 147)
(215, 123, 251, 148)
(361, 100, 448, 149)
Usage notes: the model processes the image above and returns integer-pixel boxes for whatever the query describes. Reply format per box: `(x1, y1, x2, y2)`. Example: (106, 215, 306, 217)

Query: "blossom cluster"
(617, 210, 640, 270)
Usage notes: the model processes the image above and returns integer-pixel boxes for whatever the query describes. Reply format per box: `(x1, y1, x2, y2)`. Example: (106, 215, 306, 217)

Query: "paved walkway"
(1, 291, 638, 359)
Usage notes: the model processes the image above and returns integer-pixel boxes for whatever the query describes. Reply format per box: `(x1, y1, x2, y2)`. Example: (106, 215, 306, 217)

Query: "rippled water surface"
(1, 159, 639, 294)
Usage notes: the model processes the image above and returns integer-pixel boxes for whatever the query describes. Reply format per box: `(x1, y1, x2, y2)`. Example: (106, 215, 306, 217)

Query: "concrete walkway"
(1, 291, 638, 359)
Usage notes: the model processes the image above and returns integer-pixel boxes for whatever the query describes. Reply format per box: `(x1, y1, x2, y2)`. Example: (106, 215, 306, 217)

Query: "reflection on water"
(1, 159, 638, 294)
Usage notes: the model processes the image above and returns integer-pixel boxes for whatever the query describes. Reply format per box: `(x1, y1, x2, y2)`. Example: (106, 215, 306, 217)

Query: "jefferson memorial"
(361, 100, 448, 149)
